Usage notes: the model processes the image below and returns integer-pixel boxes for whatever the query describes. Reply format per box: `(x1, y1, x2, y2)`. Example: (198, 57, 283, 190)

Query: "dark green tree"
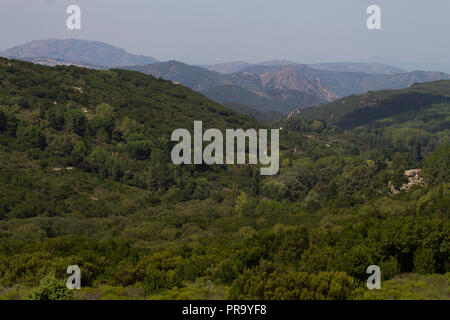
(26, 274, 74, 300)
(64, 109, 87, 136)
(0, 110, 6, 133)
(71, 140, 87, 166)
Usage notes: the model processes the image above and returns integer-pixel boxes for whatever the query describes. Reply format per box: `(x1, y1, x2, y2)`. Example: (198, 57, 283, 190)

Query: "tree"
(86, 147, 125, 180)
(45, 104, 66, 130)
(309, 120, 326, 133)
(90, 115, 115, 139)
(125, 140, 153, 160)
(9, 96, 29, 109)
(413, 247, 436, 274)
(142, 268, 183, 296)
(391, 153, 410, 189)
(120, 117, 139, 141)
(4, 113, 18, 137)
(249, 169, 260, 197)
(17, 125, 46, 149)
(414, 142, 423, 162)
(305, 189, 321, 210)
(90, 103, 116, 139)
(0, 110, 6, 133)
(95, 103, 114, 117)
(423, 142, 449, 184)
(64, 109, 87, 136)
(26, 274, 74, 300)
(145, 148, 173, 192)
(47, 134, 80, 156)
(71, 140, 87, 166)
(229, 268, 358, 300)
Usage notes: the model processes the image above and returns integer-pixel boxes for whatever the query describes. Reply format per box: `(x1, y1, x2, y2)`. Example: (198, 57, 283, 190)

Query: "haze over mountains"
(2, 39, 450, 118)
(131, 60, 450, 116)
(308, 63, 406, 75)
(127, 61, 329, 114)
(204, 61, 252, 74)
(205, 61, 406, 75)
(0, 39, 159, 69)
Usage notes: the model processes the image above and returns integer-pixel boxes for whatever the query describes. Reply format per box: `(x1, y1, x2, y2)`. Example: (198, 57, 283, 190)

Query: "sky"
(1, 0, 449, 71)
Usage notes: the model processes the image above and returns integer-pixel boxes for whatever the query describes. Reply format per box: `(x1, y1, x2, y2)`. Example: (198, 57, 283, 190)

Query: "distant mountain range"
(127, 61, 329, 114)
(204, 61, 252, 74)
(308, 62, 406, 75)
(0, 39, 159, 68)
(2, 39, 450, 117)
(365, 56, 450, 74)
(204, 61, 405, 75)
(129, 60, 450, 115)
(221, 102, 285, 121)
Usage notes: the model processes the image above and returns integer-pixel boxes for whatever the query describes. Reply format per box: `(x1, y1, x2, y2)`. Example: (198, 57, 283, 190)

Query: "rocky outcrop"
(390, 169, 426, 194)
(401, 169, 426, 191)
(258, 68, 336, 101)
(287, 109, 302, 118)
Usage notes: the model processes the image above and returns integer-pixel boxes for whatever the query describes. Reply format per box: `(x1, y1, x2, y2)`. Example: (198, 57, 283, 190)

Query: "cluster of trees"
(230, 269, 358, 300)
(0, 197, 447, 299)
(285, 118, 327, 133)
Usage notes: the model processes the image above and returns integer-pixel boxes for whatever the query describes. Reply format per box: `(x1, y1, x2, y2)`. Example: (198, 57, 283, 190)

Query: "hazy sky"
(1, 0, 449, 69)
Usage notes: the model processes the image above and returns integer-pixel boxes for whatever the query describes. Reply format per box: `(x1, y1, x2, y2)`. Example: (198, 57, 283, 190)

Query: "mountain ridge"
(6, 39, 448, 117)
(128, 61, 328, 113)
(0, 57, 256, 136)
(130, 60, 450, 115)
(309, 62, 406, 75)
(0, 39, 159, 69)
(204, 61, 408, 75)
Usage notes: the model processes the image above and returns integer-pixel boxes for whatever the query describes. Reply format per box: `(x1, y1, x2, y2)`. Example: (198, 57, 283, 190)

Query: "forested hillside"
(292, 80, 450, 129)
(285, 80, 450, 161)
(0, 58, 448, 300)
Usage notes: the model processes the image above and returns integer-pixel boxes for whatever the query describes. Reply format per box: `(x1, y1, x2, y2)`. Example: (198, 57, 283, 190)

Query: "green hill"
(127, 60, 229, 91)
(221, 101, 285, 121)
(203, 85, 324, 113)
(292, 80, 450, 130)
(0, 56, 259, 227)
(0, 57, 257, 136)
